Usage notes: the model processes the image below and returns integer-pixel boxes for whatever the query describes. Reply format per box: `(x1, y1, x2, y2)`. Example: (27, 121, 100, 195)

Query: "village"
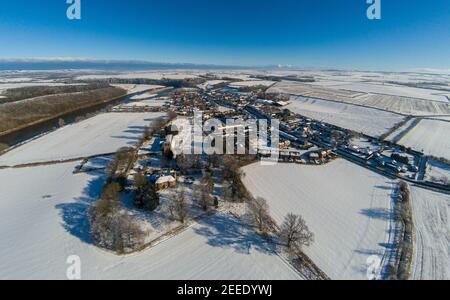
(71, 78, 448, 274)
(131, 81, 449, 193)
(1, 70, 449, 280)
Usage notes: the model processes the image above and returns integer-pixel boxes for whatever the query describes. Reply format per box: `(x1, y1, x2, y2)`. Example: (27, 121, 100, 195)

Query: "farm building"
(156, 175, 177, 190)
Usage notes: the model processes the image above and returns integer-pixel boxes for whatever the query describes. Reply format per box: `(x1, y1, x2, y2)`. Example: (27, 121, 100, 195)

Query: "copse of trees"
(222, 156, 252, 202)
(90, 182, 145, 254)
(107, 147, 135, 189)
(134, 172, 160, 211)
(0, 142, 8, 152)
(0, 83, 111, 104)
(0, 86, 126, 134)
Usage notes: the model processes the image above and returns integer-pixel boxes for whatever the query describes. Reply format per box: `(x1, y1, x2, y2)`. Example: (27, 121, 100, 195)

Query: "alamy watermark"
(66, 0, 81, 20)
(169, 111, 280, 165)
(367, 0, 382, 20)
(66, 1, 381, 21)
(66, 255, 81, 280)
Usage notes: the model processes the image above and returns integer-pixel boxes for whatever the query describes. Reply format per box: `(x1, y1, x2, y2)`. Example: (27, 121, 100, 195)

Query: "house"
(155, 175, 177, 191)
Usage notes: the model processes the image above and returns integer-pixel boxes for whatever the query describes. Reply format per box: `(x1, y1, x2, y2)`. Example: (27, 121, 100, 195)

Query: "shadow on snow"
(55, 172, 105, 245)
(193, 212, 277, 256)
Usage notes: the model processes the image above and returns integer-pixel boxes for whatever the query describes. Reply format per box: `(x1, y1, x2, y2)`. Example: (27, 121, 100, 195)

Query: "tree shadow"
(354, 248, 384, 256)
(193, 213, 277, 256)
(374, 185, 393, 191)
(127, 125, 146, 130)
(55, 173, 105, 245)
(359, 207, 393, 221)
(124, 129, 144, 135)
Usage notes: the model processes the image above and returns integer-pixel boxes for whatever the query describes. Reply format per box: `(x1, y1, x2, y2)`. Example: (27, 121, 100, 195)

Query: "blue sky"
(0, 0, 449, 70)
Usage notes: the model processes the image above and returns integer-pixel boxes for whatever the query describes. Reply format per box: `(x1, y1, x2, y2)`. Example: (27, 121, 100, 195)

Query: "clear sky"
(0, 0, 449, 70)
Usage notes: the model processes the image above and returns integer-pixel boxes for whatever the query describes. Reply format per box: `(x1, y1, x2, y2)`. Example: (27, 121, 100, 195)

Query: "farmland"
(410, 186, 450, 280)
(242, 160, 396, 280)
(0, 162, 301, 280)
(268, 81, 450, 116)
(397, 119, 450, 160)
(0, 112, 165, 166)
(286, 96, 405, 137)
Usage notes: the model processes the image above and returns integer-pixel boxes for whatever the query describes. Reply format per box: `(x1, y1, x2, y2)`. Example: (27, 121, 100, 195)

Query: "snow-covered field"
(229, 80, 276, 88)
(0, 162, 301, 280)
(0, 82, 78, 94)
(130, 93, 158, 100)
(410, 187, 450, 280)
(0, 112, 165, 166)
(197, 80, 228, 90)
(286, 96, 405, 137)
(425, 159, 450, 184)
(385, 118, 417, 143)
(111, 84, 166, 95)
(120, 99, 169, 108)
(242, 160, 396, 280)
(311, 82, 450, 103)
(397, 119, 450, 160)
(269, 81, 450, 116)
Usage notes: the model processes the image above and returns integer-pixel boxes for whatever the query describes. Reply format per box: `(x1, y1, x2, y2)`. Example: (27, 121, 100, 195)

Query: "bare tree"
(197, 183, 212, 211)
(170, 188, 189, 223)
(279, 213, 314, 250)
(248, 197, 271, 233)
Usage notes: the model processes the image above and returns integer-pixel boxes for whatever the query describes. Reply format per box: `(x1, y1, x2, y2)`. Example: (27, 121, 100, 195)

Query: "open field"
(111, 84, 166, 94)
(425, 159, 450, 184)
(229, 80, 276, 88)
(0, 82, 75, 94)
(410, 186, 450, 280)
(269, 81, 450, 116)
(197, 80, 228, 90)
(286, 96, 405, 137)
(0, 162, 301, 280)
(397, 119, 450, 160)
(242, 160, 396, 280)
(0, 112, 165, 166)
(269, 81, 364, 100)
(312, 82, 450, 103)
(120, 99, 169, 108)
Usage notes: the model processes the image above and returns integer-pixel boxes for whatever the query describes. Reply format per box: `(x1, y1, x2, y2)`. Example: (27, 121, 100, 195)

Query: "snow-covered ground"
(111, 84, 166, 95)
(410, 186, 450, 280)
(0, 82, 78, 94)
(268, 80, 450, 116)
(242, 160, 396, 280)
(197, 80, 228, 90)
(0, 112, 165, 166)
(0, 162, 301, 280)
(397, 119, 450, 160)
(120, 99, 169, 108)
(425, 159, 450, 184)
(311, 82, 450, 103)
(130, 92, 158, 100)
(229, 80, 276, 88)
(286, 96, 405, 137)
